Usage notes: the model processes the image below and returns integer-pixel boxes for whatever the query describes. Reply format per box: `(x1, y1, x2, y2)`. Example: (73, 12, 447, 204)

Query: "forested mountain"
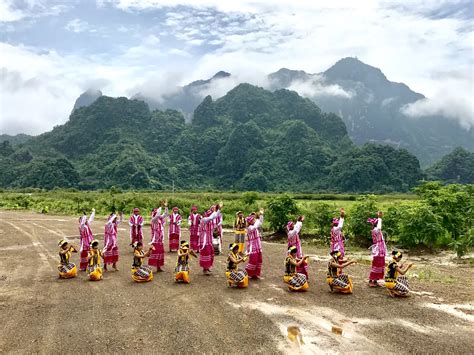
(132, 71, 231, 121)
(69, 59, 472, 167)
(0, 84, 424, 192)
(0, 133, 32, 146)
(426, 147, 474, 184)
(72, 89, 103, 112)
(268, 58, 474, 167)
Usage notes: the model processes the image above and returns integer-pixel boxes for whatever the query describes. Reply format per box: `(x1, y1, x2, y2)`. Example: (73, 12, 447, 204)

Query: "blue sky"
(0, 0, 473, 134)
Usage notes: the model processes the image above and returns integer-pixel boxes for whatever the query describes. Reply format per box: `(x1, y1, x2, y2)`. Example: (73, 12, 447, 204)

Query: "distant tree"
(266, 194, 298, 233)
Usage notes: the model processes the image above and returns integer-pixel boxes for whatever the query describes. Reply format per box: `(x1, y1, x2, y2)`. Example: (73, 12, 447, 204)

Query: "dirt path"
(0, 211, 473, 354)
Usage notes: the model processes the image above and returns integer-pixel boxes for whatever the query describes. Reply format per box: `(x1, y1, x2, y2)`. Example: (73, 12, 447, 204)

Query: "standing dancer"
(287, 215, 308, 279)
(129, 208, 144, 246)
(58, 239, 78, 279)
(168, 207, 181, 252)
(149, 202, 168, 272)
(330, 208, 345, 256)
(213, 206, 223, 255)
(233, 211, 246, 253)
(245, 209, 264, 280)
(78, 208, 95, 271)
(188, 206, 201, 253)
(199, 205, 220, 274)
(103, 211, 122, 271)
(368, 211, 387, 287)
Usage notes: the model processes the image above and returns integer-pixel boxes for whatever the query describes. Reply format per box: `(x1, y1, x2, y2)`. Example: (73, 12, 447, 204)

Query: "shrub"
(241, 191, 259, 206)
(347, 195, 378, 246)
(266, 194, 298, 233)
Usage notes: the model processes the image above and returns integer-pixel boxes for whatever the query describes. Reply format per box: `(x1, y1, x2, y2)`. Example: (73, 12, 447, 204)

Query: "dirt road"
(0, 211, 473, 354)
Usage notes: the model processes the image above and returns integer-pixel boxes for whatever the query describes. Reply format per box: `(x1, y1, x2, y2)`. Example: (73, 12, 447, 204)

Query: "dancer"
(287, 215, 308, 279)
(283, 246, 309, 292)
(188, 206, 201, 253)
(168, 207, 181, 252)
(368, 211, 387, 287)
(245, 209, 264, 279)
(326, 250, 356, 294)
(175, 241, 197, 283)
(78, 208, 95, 271)
(233, 211, 246, 253)
(330, 208, 345, 256)
(103, 211, 122, 271)
(87, 240, 103, 281)
(131, 241, 154, 283)
(385, 250, 414, 297)
(226, 243, 249, 288)
(199, 205, 221, 274)
(149, 202, 168, 272)
(58, 239, 78, 279)
(212, 205, 223, 255)
(129, 208, 144, 246)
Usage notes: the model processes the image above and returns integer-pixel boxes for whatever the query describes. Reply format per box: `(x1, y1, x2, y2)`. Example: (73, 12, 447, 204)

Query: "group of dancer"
(57, 203, 413, 297)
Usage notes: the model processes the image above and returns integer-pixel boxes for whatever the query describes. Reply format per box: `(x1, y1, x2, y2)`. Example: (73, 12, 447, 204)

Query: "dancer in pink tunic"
(129, 208, 143, 246)
(199, 205, 220, 274)
(168, 207, 182, 252)
(188, 206, 201, 253)
(368, 211, 387, 287)
(245, 209, 264, 279)
(330, 208, 345, 256)
(78, 208, 95, 271)
(103, 211, 122, 271)
(287, 215, 308, 279)
(149, 203, 168, 272)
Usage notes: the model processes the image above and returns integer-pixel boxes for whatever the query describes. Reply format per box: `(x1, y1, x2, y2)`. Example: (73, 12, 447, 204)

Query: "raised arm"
(336, 217, 344, 231)
(88, 209, 95, 224)
(151, 207, 162, 223)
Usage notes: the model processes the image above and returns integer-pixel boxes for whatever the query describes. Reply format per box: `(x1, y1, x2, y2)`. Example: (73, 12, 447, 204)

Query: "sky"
(0, 0, 473, 135)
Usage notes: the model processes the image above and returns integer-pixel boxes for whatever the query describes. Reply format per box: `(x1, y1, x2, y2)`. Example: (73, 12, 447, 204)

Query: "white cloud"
(0, 0, 68, 22)
(65, 19, 97, 33)
(287, 76, 354, 99)
(401, 71, 474, 129)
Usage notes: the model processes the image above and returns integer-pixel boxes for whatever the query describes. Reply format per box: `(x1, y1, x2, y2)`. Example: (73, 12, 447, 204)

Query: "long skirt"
(104, 245, 119, 265)
(199, 244, 214, 269)
(327, 274, 353, 294)
(330, 240, 345, 257)
(88, 265, 103, 281)
(131, 265, 153, 283)
(58, 263, 77, 279)
(131, 233, 142, 245)
(148, 242, 165, 268)
(79, 249, 89, 271)
(175, 264, 190, 283)
(369, 256, 385, 281)
(190, 233, 199, 252)
(234, 233, 245, 253)
(283, 273, 309, 291)
(245, 251, 262, 278)
(385, 276, 410, 297)
(169, 233, 180, 252)
(226, 269, 248, 288)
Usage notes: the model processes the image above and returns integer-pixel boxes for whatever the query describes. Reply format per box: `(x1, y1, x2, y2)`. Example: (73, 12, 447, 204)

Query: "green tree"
(266, 194, 298, 233)
(347, 195, 378, 246)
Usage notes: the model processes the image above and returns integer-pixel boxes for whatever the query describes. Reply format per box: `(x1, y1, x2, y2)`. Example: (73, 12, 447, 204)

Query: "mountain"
(0, 133, 32, 145)
(0, 84, 423, 192)
(268, 58, 474, 167)
(132, 71, 231, 121)
(426, 147, 474, 184)
(72, 89, 103, 112)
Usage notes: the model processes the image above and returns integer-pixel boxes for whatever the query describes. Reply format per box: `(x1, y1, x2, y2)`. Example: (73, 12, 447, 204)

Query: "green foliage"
(241, 191, 259, 206)
(347, 195, 378, 246)
(310, 202, 336, 239)
(449, 228, 474, 258)
(397, 202, 446, 248)
(266, 194, 298, 233)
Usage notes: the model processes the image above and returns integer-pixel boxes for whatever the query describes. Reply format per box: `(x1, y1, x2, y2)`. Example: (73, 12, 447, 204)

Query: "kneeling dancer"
(326, 250, 356, 294)
(283, 246, 309, 292)
(58, 239, 78, 279)
(87, 240, 103, 281)
(175, 241, 197, 283)
(385, 250, 413, 297)
(131, 241, 154, 283)
(226, 243, 249, 288)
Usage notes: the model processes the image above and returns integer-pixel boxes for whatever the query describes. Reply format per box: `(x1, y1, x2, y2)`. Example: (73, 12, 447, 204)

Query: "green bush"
(347, 195, 378, 246)
(266, 194, 298, 233)
(241, 191, 259, 206)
